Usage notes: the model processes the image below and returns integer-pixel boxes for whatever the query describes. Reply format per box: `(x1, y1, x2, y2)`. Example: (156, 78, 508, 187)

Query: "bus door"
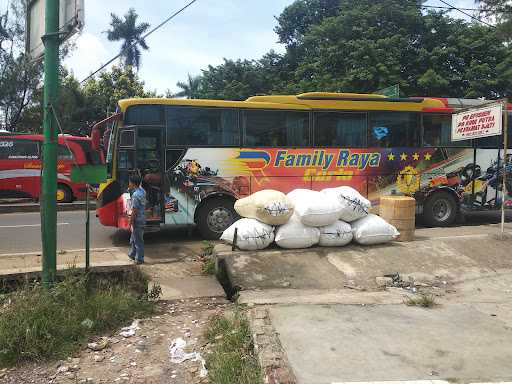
(136, 127, 165, 224)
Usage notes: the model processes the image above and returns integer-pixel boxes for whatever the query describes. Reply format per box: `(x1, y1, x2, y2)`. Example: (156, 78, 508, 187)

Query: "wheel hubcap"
(433, 198, 451, 222)
(207, 207, 234, 233)
(56, 190, 65, 201)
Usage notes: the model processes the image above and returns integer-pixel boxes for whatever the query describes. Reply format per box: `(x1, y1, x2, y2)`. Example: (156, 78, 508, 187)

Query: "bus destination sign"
(452, 104, 502, 141)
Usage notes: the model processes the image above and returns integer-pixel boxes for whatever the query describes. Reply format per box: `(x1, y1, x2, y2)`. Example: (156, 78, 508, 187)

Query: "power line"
(80, 0, 199, 84)
(422, 5, 512, 13)
(437, 0, 496, 28)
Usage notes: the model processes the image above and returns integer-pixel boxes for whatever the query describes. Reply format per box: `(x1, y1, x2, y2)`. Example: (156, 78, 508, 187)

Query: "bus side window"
(243, 110, 309, 147)
(58, 145, 74, 160)
(2, 140, 40, 160)
(120, 130, 135, 147)
(368, 112, 420, 147)
(166, 106, 239, 146)
(314, 112, 366, 147)
(423, 114, 471, 147)
(118, 150, 135, 170)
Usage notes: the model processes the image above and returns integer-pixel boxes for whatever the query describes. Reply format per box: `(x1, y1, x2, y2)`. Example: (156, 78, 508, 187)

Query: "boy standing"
(128, 174, 146, 264)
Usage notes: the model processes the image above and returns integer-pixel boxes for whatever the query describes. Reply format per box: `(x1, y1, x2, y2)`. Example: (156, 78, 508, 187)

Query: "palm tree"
(106, 8, 150, 71)
(175, 74, 202, 99)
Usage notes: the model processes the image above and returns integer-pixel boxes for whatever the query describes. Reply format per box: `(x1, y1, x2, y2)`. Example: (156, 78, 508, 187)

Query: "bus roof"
(118, 92, 447, 113)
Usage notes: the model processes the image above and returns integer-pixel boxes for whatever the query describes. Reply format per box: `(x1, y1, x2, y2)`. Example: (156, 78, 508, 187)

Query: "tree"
(174, 74, 202, 99)
(179, 0, 512, 100)
(0, 1, 42, 132)
(106, 8, 150, 71)
(478, 0, 512, 40)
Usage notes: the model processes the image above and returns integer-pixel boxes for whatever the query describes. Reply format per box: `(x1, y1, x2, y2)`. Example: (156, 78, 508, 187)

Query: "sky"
(2, 0, 478, 94)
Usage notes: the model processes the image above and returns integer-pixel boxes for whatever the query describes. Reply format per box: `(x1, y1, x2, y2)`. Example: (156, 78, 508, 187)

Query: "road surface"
(0, 209, 510, 255)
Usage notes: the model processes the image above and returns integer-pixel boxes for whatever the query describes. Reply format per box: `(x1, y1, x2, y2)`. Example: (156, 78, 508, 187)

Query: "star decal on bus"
(400, 153, 408, 161)
(412, 153, 420, 161)
(424, 153, 432, 161)
(387, 153, 395, 161)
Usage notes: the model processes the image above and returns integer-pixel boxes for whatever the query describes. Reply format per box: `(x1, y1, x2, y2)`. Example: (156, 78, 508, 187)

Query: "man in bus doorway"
(128, 174, 146, 264)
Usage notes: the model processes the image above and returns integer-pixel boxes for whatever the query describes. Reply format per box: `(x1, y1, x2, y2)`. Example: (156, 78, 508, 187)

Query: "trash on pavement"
(119, 319, 140, 338)
(169, 337, 208, 377)
(87, 337, 109, 351)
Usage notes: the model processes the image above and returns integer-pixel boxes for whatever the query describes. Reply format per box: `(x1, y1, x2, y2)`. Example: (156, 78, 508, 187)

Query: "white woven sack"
(351, 214, 399, 245)
(220, 218, 274, 251)
(234, 189, 294, 225)
(322, 186, 371, 222)
(275, 214, 320, 249)
(318, 220, 353, 247)
(287, 189, 341, 227)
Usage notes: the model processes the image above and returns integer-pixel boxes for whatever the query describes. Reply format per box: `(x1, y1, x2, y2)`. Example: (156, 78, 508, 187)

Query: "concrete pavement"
(215, 221, 512, 383)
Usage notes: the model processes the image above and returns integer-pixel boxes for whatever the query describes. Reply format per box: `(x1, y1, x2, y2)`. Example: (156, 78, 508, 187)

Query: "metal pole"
(501, 99, 509, 238)
(41, 0, 60, 286)
(85, 184, 90, 269)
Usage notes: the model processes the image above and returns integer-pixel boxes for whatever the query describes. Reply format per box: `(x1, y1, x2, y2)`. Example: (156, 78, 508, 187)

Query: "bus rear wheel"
(56, 184, 73, 203)
(197, 197, 238, 240)
(423, 191, 457, 227)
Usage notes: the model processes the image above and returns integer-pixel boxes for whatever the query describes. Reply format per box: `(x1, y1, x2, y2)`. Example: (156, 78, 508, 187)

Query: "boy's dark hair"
(129, 174, 141, 186)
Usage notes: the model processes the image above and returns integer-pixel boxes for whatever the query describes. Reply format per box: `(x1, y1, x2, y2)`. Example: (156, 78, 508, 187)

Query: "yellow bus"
(92, 92, 512, 239)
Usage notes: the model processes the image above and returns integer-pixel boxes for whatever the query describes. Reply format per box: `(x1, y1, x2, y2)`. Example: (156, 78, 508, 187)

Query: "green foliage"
(405, 292, 437, 308)
(180, 0, 512, 100)
(0, 272, 158, 367)
(173, 74, 203, 99)
(477, 0, 512, 41)
(205, 311, 262, 384)
(0, 1, 42, 132)
(107, 8, 150, 71)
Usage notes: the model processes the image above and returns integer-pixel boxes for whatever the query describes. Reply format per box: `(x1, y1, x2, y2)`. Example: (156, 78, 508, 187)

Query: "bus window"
(314, 112, 366, 147)
(0, 140, 39, 160)
(124, 105, 164, 126)
(368, 112, 420, 147)
(243, 110, 309, 147)
(166, 106, 239, 146)
(423, 114, 471, 147)
(58, 145, 74, 160)
(120, 130, 135, 147)
(118, 150, 135, 170)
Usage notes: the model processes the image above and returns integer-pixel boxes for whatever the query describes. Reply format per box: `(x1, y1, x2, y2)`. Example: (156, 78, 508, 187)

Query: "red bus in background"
(0, 133, 104, 202)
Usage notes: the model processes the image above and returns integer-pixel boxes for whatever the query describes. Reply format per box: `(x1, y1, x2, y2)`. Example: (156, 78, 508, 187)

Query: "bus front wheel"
(56, 184, 73, 203)
(196, 197, 238, 240)
(423, 191, 457, 227)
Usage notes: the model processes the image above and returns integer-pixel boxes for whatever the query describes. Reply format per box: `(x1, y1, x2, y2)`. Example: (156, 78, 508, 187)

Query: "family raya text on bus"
(91, 93, 512, 239)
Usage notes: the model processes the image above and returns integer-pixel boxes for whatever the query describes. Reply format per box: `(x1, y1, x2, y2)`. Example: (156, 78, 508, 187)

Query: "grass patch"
(404, 292, 437, 308)
(0, 270, 160, 367)
(204, 310, 262, 384)
(200, 241, 216, 275)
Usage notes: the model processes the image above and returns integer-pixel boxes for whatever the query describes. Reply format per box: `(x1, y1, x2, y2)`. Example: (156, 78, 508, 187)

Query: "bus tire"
(57, 184, 73, 203)
(423, 191, 457, 227)
(196, 197, 238, 240)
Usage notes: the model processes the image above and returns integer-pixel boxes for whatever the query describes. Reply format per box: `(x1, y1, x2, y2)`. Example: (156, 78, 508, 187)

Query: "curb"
(0, 201, 95, 214)
(248, 307, 298, 384)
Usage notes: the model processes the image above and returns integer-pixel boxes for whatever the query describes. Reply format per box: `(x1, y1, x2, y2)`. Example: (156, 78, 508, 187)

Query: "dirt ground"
(1, 298, 232, 384)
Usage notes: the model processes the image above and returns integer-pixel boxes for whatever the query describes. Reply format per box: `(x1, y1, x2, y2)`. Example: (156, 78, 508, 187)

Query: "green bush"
(0, 272, 158, 367)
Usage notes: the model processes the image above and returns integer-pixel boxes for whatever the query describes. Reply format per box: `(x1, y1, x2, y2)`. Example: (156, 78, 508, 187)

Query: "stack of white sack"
(220, 218, 275, 251)
(286, 189, 341, 227)
(321, 186, 371, 222)
(234, 189, 294, 225)
(221, 187, 399, 250)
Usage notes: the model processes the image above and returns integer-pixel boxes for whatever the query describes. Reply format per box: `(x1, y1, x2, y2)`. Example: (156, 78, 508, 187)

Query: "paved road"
(0, 209, 510, 255)
(0, 210, 202, 255)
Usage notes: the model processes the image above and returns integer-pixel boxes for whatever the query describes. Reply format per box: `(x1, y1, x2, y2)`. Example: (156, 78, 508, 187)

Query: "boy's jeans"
(128, 226, 144, 262)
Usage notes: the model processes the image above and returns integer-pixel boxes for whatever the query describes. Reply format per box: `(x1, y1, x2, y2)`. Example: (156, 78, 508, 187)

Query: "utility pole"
(41, 0, 60, 285)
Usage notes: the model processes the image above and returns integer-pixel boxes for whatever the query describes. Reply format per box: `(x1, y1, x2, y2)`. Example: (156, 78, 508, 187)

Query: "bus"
(93, 93, 512, 239)
(0, 133, 103, 202)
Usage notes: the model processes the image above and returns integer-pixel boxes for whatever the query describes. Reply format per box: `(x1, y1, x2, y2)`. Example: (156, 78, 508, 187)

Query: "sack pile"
(221, 188, 399, 251)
